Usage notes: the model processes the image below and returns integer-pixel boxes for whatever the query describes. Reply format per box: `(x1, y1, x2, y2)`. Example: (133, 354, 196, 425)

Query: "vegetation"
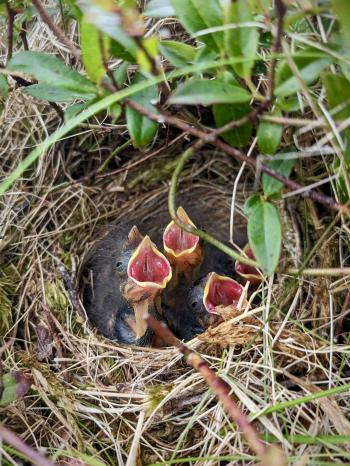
(0, 0, 350, 465)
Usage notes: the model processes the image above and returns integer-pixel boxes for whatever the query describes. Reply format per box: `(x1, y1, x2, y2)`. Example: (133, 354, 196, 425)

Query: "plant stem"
(168, 145, 260, 268)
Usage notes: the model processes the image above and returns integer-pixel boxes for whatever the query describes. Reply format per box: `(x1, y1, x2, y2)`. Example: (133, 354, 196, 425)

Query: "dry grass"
(1, 9, 350, 466)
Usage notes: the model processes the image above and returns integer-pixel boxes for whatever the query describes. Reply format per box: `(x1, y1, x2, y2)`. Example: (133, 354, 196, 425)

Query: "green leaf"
(0, 371, 33, 407)
(126, 75, 159, 148)
(80, 17, 109, 84)
(144, 0, 176, 17)
(113, 61, 129, 88)
(323, 72, 350, 120)
(244, 194, 261, 215)
(331, 0, 350, 48)
(257, 111, 283, 154)
(275, 52, 332, 97)
(160, 40, 197, 68)
(213, 102, 252, 147)
(169, 79, 251, 106)
(24, 83, 96, 102)
(247, 200, 281, 275)
(262, 156, 295, 197)
(137, 37, 159, 74)
(78, 0, 137, 59)
(64, 103, 88, 121)
(225, 0, 258, 78)
(171, 0, 224, 52)
(0, 74, 9, 97)
(7, 51, 96, 94)
(110, 40, 136, 62)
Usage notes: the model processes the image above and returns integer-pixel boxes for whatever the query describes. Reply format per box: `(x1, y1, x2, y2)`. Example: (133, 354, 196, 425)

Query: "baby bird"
(161, 206, 247, 341)
(163, 272, 245, 340)
(80, 224, 172, 346)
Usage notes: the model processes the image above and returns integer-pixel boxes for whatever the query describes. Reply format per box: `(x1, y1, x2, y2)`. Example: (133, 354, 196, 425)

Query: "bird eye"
(191, 300, 200, 310)
(116, 261, 125, 272)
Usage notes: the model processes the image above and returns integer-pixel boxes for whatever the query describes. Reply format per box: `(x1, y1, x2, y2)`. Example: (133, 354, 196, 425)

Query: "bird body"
(79, 186, 248, 345)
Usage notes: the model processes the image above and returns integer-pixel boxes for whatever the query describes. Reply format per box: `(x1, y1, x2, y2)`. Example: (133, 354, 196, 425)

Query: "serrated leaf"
(257, 111, 283, 154)
(144, 0, 176, 17)
(225, 0, 258, 78)
(275, 52, 332, 97)
(24, 83, 96, 102)
(247, 200, 281, 275)
(0, 371, 33, 406)
(160, 40, 196, 67)
(262, 156, 295, 197)
(169, 79, 251, 106)
(80, 17, 109, 84)
(126, 75, 159, 148)
(7, 52, 96, 94)
(0, 74, 9, 97)
(171, 0, 224, 52)
(213, 102, 252, 147)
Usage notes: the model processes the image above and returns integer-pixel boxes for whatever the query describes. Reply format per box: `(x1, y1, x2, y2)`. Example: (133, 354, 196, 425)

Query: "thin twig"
(125, 98, 349, 214)
(145, 314, 268, 459)
(19, 21, 29, 51)
(268, 0, 287, 99)
(5, 0, 16, 63)
(32, 0, 81, 59)
(0, 424, 57, 466)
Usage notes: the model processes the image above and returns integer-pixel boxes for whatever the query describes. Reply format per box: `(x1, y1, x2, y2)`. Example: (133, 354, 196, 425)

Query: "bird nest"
(1, 82, 350, 465)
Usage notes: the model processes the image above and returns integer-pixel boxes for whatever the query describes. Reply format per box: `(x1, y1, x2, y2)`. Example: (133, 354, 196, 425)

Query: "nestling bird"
(162, 272, 245, 340)
(161, 205, 247, 341)
(80, 224, 172, 346)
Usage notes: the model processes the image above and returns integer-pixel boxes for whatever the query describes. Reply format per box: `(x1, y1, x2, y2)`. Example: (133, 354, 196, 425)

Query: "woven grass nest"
(1, 91, 350, 465)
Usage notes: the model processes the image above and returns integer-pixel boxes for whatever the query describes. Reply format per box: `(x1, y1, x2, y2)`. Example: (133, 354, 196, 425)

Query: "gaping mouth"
(203, 272, 244, 313)
(235, 244, 262, 284)
(128, 235, 172, 289)
(163, 206, 199, 257)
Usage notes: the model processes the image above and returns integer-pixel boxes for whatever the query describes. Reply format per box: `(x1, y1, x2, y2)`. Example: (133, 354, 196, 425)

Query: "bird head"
(235, 244, 263, 285)
(120, 227, 172, 340)
(203, 272, 244, 314)
(163, 206, 203, 284)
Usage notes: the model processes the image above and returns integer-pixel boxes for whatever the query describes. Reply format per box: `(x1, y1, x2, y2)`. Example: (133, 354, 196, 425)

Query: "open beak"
(163, 206, 202, 283)
(235, 244, 263, 285)
(203, 272, 244, 314)
(124, 235, 172, 339)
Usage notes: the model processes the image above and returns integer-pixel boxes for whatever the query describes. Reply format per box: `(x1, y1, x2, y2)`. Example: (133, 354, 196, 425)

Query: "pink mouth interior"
(205, 277, 243, 312)
(236, 247, 259, 276)
(129, 245, 170, 285)
(164, 224, 198, 254)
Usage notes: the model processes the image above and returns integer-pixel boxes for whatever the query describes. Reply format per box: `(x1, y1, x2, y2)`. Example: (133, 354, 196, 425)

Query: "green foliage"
(144, 0, 175, 17)
(0, 74, 9, 97)
(80, 17, 109, 84)
(247, 198, 281, 275)
(224, 0, 258, 78)
(170, 0, 224, 52)
(169, 79, 251, 106)
(257, 111, 283, 155)
(159, 41, 197, 68)
(7, 51, 96, 102)
(275, 52, 332, 97)
(126, 74, 159, 148)
(262, 156, 295, 198)
(213, 103, 252, 147)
